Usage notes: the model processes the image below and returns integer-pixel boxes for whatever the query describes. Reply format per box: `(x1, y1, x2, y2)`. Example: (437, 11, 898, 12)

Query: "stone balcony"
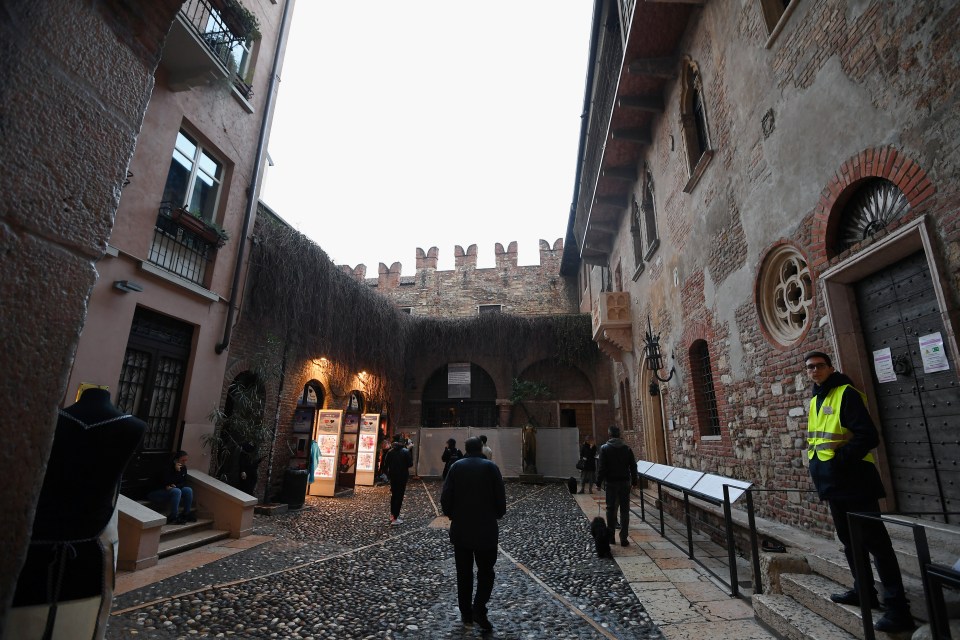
(591, 291, 633, 361)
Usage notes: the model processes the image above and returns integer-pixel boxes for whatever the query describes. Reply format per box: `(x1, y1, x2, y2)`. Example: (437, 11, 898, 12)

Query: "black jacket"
(808, 372, 885, 500)
(596, 438, 637, 485)
(383, 444, 412, 481)
(159, 460, 188, 489)
(441, 445, 463, 479)
(441, 453, 506, 550)
(579, 443, 597, 471)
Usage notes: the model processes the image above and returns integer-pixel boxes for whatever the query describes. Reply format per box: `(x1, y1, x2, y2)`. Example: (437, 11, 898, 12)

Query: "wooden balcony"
(591, 291, 633, 361)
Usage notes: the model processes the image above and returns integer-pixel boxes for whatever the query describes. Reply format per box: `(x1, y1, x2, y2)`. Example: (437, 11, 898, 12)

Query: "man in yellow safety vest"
(804, 351, 914, 633)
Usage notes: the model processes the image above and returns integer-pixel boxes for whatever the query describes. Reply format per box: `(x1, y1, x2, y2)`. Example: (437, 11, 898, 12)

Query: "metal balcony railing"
(148, 203, 217, 287)
(179, 0, 245, 76)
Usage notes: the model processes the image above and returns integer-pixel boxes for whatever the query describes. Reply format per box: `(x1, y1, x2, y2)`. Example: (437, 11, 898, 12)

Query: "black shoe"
(175, 516, 188, 525)
(460, 612, 473, 626)
(167, 515, 177, 524)
(830, 589, 879, 609)
(472, 607, 493, 632)
(874, 611, 915, 633)
(186, 513, 197, 523)
(620, 539, 630, 547)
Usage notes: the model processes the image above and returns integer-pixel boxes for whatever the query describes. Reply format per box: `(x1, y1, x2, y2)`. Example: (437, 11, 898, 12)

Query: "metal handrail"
(848, 511, 960, 640)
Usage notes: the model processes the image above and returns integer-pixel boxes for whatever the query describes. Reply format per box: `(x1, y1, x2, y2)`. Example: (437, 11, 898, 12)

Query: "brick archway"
(810, 146, 936, 266)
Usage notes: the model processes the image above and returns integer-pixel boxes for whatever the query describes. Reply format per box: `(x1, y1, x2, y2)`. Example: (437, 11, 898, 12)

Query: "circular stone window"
(758, 245, 813, 346)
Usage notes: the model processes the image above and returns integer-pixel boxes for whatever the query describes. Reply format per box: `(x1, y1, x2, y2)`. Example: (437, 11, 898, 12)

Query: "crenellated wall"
(340, 239, 577, 318)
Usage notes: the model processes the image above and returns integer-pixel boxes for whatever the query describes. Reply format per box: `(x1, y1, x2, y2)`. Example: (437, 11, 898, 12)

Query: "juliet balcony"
(148, 203, 225, 288)
(591, 291, 633, 361)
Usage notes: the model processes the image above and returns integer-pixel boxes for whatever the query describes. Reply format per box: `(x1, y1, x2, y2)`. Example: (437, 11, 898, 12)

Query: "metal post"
(849, 513, 875, 640)
(657, 482, 665, 537)
(911, 524, 943, 638)
(746, 489, 762, 594)
(684, 491, 694, 558)
(640, 481, 646, 522)
(723, 484, 739, 597)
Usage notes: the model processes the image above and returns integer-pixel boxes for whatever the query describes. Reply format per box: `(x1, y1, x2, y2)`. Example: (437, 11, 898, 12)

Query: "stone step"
(753, 593, 856, 640)
(781, 573, 915, 639)
(158, 525, 230, 558)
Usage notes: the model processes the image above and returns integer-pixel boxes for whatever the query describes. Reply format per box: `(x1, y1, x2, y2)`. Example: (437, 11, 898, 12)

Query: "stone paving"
(107, 480, 664, 639)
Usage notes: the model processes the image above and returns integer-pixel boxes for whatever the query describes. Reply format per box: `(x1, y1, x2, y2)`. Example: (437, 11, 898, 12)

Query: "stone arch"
(421, 363, 498, 429)
(4, 0, 185, 614)
(511, 359, 593, 429)
(811, 147, 935, 264)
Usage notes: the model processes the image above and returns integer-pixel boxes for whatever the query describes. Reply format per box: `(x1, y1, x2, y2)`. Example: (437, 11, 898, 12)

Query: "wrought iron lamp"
(644, 315, 675, 396)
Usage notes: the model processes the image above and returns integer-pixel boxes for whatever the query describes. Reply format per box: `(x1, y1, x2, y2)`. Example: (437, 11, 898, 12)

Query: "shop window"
(690, 340, 721, 436)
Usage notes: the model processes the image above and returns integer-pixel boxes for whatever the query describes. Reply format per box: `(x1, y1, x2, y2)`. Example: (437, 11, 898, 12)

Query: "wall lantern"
(644, 315, 675, 396)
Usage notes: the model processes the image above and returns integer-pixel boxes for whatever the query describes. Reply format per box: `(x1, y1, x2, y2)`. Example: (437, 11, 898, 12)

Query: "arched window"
(690, 340, 720, 436)
(299, 380, 324, 407)
(640, 165, 659, 257)
(835, 178, 910, 255)
(680, 60, 713, 191)
(347, 390, 364, 412)
(631, 196, 645, 276)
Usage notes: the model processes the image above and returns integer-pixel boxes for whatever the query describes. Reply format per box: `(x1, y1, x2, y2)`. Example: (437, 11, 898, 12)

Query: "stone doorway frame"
(819, 215, 960, 508)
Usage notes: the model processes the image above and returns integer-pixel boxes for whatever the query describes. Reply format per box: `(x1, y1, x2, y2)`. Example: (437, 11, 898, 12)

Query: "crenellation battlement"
(340, 239, 565, 290)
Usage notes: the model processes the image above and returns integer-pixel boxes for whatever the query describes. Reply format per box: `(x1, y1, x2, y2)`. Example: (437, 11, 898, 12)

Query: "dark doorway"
(116, 307, 193, 498)
(421, 363, 498, 428)
(855, 250, 960, 522)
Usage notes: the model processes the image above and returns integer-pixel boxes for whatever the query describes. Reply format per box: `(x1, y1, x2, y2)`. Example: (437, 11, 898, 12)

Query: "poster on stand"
(355, 413, 381, 486)
(309, 409, 343, 497)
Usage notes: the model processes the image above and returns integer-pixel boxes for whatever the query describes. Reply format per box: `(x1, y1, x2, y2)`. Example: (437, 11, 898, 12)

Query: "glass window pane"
(197, 151, 221, 180)
(162, 156, 190, 207)
(175, 131, 197, 159)
(189, 177, 217, 220)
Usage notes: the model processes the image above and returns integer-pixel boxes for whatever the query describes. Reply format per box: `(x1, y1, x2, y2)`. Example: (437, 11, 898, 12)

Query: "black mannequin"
(9, 387, 145, 639)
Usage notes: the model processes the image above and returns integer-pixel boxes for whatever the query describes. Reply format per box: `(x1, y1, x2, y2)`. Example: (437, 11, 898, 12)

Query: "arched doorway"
(338, 390, 364, 489)
(421, 363, 498, 428)
(639, 360, 668, 464)
(212, 371, 267, 490)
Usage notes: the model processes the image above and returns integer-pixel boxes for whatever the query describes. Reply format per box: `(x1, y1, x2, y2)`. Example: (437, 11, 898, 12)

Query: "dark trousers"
(828, 497, 909, 611)
(390, 477, 407, 518)
(605, 480, 631, 542)
(453, 546, 497, 615)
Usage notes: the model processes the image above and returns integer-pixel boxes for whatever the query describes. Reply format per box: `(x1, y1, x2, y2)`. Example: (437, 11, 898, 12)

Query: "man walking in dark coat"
(596, 426, 637, 546)
(804, 351, 913, 632)
(441, 436, 506, 632)
(383, 435, 413, 526)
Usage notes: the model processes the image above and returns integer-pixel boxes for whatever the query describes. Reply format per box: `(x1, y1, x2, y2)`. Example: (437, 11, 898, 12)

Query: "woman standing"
(579, 436, 597, 494)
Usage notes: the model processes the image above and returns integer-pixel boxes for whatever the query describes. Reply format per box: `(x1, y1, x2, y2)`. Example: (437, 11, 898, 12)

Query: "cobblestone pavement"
(107, 480, 663, 639)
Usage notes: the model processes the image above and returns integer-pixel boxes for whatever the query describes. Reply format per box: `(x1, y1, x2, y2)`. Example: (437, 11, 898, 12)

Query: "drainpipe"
(216, 0, 295, 354)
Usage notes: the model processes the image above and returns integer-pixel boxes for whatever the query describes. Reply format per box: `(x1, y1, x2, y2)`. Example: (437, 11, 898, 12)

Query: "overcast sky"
(261, 2, 594, 274)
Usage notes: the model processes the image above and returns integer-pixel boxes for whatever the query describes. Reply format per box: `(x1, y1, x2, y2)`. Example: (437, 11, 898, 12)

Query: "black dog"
(591, 517, 612, 558)
(567, 476, 578, 494)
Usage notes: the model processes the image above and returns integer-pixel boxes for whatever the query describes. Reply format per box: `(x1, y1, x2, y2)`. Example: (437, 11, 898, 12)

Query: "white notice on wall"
(873, 348, 898, 383)
(919, 332, 950, 373)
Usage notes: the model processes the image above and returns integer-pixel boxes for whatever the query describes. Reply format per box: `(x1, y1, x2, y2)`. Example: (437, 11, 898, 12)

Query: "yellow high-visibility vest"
(807, 384, 876, 463)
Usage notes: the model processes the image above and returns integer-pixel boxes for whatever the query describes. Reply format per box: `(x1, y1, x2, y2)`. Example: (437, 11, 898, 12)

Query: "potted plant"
(170, 207, 229, 248)
(220, 0, 261, 42)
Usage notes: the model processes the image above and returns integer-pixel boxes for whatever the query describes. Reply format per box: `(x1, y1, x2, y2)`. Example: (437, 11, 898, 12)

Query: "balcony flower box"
(170, 207, 229, 248)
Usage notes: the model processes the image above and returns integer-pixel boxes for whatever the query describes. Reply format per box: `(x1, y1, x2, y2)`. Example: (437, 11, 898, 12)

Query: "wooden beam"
(616, 95, 663, 112)
(641, 0, 705, 4)
(610, 128, 652, 144)
(595, 194, 629, 209)
(627, 57, 678, 79)
(602, 166, 638, 181)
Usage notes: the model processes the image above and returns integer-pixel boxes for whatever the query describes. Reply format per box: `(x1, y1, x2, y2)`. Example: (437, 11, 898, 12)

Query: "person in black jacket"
(441, 438, 462, 479)
(441, 436, 506, 632)
(579, 435, 597, 494)
(148, 450, 195, 525)
(596, 426, 637, 546)
(383, 435, 413, 525)
(804, 351, 913, 632)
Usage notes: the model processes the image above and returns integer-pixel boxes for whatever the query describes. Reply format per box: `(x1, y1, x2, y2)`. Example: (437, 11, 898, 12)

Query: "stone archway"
(1, 0, 181, 620)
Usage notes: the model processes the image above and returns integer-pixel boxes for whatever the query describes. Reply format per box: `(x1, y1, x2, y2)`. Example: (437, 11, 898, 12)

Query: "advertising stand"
(354, 413, 380, 486)
(308, 409, 343, 497)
